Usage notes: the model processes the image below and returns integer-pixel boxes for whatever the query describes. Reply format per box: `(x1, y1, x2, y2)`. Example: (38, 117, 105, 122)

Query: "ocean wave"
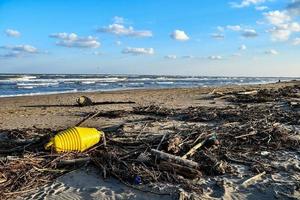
(8, 75, 37, 81)
(156, 81, 174, 85)
(17, 82, 59, 87)
(81, 81, 96, 85)
(18, 86, 34, 89)
(0, 89, 78, 98)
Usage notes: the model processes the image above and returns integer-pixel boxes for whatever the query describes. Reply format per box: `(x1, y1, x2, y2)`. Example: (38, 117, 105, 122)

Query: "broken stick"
(150, 149, 200, 169)
(182, 139, 207, 159)
(241, 171, 266, 188)
(234, 131, 257, 139)
(76, 111, 102, 126)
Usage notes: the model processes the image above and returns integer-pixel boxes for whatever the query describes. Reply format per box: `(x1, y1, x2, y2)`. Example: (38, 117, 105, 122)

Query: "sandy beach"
(1, 80, 300, 199)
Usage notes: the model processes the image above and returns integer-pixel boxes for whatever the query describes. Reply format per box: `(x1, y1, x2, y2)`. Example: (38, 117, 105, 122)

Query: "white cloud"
(264, 10, 291, 26)
(113, 16, 125, 24)
(292, 37, 300, 45)
(122, 47, 154, 55)
(230, 0, 267, 8)
(211, 33, 225, 39)
(264, 10, 300, 41)
(0, 44, 39, 58)
(242, 29, 258, 38)
(115, 40, 122, 45)
(49, 33, 100, 48)
(182, 55, 195, 59)
(208, 55, 222, 60)
(93, 51, 103, 56)
(170, 30, 190, 41)
(267, 27, 291, 41)
(265, 49, 279, 55)
(164, 55, 177, 59)
(98, 24, 152, 37)
(239, 44, 247, 50)
(5, 29, 21, 37)
(224, 25, 259, 38)
(255, 6, 268, 11)
(226, 25, 242, 31)
(1, 45, 38, 53)
(217, 26, 225, 32)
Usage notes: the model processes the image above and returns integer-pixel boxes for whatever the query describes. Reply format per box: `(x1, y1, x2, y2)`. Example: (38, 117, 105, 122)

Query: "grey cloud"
(211, 33, 225, 39)
(0, 45, 39, 58)
(287, 0, 300, 15)
(241, 29, 258, 38)
(1, 45, 38, 53)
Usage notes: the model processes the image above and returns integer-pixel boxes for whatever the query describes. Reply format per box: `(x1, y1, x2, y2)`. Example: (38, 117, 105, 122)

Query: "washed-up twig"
(156, 132, 168, 150)
(76, 110, 102, 126)
(182, 138, 207, 159)
(150, 149, 200, 169)
(234, 131, 257, 139)
(33, 166, 68, 173)
(241, 171, 266, 188)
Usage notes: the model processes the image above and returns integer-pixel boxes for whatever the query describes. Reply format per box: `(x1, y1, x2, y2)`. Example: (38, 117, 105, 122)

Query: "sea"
(0, 74, 298, 97)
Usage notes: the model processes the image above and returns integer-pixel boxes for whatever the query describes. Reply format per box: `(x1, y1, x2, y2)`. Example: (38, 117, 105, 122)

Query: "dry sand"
(1, 80, 300, 200)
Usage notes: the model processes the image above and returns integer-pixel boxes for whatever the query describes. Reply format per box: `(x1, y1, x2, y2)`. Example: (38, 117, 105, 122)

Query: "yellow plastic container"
(45, 127, 103, 152)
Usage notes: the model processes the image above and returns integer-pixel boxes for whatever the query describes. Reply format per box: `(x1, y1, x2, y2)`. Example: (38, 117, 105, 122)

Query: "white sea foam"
(0, 89, 78, 98)
(81, 81, 96, 84)
(8, 75, 37, 81)
(17, 82, 59, 86)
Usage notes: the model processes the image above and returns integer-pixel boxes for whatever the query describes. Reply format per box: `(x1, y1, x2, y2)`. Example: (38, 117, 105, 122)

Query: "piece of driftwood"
(156, 133, 167, 150)
(150, 149, 200, 169)
(241, 171, 266, 188)
(182, 139, 207, 159)
(158, 161, 202, 179)
(58, 157, 91, 167)
(234, 131, 257, 139)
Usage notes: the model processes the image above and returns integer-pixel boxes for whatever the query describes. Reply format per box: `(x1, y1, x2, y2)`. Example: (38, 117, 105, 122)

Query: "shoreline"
(1, 79, 298, 100)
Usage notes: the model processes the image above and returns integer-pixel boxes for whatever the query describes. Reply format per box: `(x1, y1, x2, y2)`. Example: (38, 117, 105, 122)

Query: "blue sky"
(0, 0, 299, 76)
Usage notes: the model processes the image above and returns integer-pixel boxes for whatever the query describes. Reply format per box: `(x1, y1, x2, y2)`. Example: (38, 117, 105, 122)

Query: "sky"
(0, 0, 300, 76)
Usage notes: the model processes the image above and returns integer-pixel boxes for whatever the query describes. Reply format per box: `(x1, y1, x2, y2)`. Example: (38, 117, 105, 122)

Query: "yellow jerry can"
(45, 127, 103, 152)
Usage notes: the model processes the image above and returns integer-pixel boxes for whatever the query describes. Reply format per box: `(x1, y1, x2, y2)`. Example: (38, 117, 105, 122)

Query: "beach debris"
(241, 171, 266, 188)
(76, 96, 93, 106)
(260, 151, 270, 156)
(45, 127, 103, 152)
(1, 82, 299, 199)
(150, 149, 200, 169)
(167, 135, 182, 153)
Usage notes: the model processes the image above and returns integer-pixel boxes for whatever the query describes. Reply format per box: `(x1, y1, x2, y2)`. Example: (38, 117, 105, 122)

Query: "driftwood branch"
(234, 131, 257, 139)
(241, 171, 266, 188)
(182, 139, 207, 159)
(150, 149, 200, 169)
(76, 111, 102, 126)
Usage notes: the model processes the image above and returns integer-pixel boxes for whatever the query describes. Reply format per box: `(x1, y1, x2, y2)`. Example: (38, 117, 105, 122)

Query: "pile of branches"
(227, 84, 300, 103)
